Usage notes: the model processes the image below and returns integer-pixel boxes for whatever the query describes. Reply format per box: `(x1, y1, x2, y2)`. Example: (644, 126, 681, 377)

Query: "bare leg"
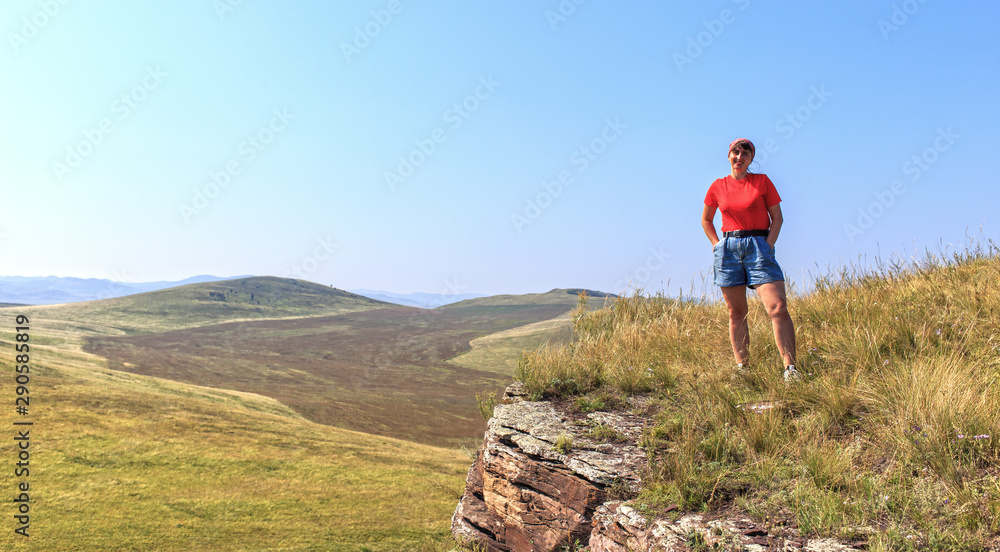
(721, 286, 749, 365)
(755, 281, 796, 367)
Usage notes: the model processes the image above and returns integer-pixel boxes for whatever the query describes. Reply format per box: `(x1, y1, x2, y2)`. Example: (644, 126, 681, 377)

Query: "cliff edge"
(452, 384, 861, 552)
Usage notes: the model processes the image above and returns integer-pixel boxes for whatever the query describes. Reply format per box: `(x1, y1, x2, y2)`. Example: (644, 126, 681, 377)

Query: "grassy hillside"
(83, 302, 576, 448)
(20, 276, 390, 335)
(439, 287, 614, 309)
(515, 247, 1000, 550)
(448, 314, 575, 377)
(0, 282, 604, 549)
(0, 319, 468, 551)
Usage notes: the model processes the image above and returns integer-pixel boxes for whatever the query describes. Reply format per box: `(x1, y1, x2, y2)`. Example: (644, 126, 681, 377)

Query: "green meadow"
(0, 282, 580, 551)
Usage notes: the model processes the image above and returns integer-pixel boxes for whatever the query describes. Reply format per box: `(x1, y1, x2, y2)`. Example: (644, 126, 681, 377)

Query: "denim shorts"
(713, 236, 785, 289)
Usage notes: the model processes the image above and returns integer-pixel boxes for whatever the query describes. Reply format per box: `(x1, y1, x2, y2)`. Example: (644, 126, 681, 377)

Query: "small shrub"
(736, 408, 788, 458)
(606, 477, 637, 501)
(639, 424, 674, 460)
(574, 395, 604, 413)
(792, 485, 853, 538)
(587, 422, 628, 444)
(559, 538, 584, 552)
(686, 529, 708, 551)
(572, 388, 625, 413)
(553, 434, 573, 455)
(803, 443, 853, 492)
(514, 349, 601, 399)
(475, 390, 499, 421)
(697, 426, 741, 464)
(633, 482, 680, 520)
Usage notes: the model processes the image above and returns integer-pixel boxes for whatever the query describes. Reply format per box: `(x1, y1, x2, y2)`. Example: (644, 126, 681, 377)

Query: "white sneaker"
(783, 365, 801, 382)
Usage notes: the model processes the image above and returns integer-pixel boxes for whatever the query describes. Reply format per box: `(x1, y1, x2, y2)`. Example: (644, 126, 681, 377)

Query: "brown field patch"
(84, 303, 572, 447)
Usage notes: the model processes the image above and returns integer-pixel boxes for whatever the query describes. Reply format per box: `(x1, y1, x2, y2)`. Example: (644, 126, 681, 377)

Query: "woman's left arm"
(766, 203, 783, 247)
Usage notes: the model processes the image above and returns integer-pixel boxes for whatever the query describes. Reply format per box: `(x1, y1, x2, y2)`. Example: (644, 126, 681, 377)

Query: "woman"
(701, 138, 799, 381)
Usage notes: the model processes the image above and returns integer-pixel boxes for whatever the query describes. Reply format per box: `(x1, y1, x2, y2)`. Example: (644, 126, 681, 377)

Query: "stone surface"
(589, 502, 771, 551)
(451, 385, 646, 552)
(453, 384, 862, 552)
(588, 502, 861, 552)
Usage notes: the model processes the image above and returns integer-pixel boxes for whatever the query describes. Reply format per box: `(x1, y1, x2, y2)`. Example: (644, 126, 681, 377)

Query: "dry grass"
(516, 238, 1000, 550)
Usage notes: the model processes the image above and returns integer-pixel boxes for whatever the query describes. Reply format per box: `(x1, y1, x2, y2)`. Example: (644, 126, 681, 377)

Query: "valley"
(0, 278, 606, 550)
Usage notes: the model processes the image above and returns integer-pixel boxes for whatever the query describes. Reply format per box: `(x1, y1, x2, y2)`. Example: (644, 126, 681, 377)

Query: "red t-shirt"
(703, 173, 781, 232)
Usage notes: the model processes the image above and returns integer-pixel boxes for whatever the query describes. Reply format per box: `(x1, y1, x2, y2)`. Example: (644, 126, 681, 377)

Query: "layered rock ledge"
(452, 384, 861, 552)
(451, 382, 647, 551)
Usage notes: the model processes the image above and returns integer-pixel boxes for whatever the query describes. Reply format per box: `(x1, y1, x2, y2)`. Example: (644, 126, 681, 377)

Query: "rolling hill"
(439, 287, 616, 309)
(0, 280, 609, 549)
(21, 276, 392, 335)
(83, 299, 583, 447)
(0, 274, 249, 304)
(0, 317, 469, 551)
(349, 288, 486, 308)
(13, 281, 603, 448)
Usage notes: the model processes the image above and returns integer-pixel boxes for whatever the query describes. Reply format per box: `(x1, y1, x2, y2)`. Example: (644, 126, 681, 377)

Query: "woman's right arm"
(702, 204, 720, 247)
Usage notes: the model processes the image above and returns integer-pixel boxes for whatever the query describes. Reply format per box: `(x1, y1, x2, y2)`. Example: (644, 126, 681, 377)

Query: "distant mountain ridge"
(19, 276, 393, 336)
(348, 289, 486, 308)
(0, 275, 481, 307)
(0, 275, 613, 310)
(0, 274, 251, 305)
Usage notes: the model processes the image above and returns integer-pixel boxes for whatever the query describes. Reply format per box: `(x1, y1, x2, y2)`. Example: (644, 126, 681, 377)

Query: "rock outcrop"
(588, 502, 858, 552)
(452, 384, 861, 552)
(451, 383, 647, 551)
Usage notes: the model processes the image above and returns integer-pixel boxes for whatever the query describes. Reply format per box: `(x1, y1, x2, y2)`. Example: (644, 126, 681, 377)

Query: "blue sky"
(1, 1, 996, 297)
